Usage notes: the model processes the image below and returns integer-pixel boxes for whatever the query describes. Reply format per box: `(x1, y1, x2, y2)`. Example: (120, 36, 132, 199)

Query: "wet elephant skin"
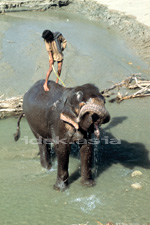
(15, 80, 110, 191)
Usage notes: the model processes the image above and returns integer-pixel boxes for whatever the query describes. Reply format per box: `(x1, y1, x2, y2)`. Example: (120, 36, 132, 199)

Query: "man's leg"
(43, 61, 53, 91)
(56, 60, 63, 83)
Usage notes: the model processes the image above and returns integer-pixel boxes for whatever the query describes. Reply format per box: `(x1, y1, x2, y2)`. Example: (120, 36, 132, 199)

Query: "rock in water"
(131, 183, 142, 190)
(131, 170, 142, 177)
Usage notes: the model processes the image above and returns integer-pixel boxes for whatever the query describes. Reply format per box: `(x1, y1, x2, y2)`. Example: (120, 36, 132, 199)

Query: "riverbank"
(65, 0, 150, 64)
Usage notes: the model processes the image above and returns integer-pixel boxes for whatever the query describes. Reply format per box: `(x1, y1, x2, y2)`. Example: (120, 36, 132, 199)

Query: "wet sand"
(0, 9, 149, 97)
(0, 0, 150, 63)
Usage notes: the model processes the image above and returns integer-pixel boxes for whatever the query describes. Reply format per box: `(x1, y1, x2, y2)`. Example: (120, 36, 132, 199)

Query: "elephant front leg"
(80, 144, 95, 187)
(54, 144, 70, 191)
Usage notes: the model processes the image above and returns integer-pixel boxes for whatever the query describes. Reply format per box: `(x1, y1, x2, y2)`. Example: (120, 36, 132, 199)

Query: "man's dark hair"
(42, 30, 53, 40)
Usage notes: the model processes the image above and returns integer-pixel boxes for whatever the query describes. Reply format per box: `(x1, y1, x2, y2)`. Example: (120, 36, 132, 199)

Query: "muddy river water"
(0, 9, 150, 225)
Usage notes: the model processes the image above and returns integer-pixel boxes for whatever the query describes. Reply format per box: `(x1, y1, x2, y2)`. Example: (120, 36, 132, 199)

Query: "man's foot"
(43, 83, 49, 91)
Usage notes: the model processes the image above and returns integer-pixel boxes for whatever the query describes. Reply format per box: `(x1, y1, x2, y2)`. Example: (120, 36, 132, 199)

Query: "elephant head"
(60, 83, 110, 137)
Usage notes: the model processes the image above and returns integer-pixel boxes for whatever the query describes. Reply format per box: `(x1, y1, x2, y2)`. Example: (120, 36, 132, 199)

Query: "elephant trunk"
(78, 103, 109, 121)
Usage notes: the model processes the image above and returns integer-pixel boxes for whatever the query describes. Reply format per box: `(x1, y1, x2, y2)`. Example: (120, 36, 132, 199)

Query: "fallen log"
(117, 93, 150, 102)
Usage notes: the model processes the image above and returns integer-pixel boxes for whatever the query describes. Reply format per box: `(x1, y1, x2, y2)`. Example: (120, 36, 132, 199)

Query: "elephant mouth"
(94, 123, 100, 139)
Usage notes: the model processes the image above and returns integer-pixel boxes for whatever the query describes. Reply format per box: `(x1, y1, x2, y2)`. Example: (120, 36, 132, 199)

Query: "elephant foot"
(54, 178, 68, 191)
(46, 164, 52, 170)
(81, 178, 95, 187)
(41, 161, 52, 170)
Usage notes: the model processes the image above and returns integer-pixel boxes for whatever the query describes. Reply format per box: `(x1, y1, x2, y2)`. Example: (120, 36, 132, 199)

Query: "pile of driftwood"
(0, 74, 150, 119)
(0, 95, 23, 119)
(101, 74, 150, 103)
(0, 0, 69, 13)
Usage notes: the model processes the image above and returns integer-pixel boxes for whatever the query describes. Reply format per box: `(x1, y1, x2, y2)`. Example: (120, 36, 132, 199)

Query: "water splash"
(72, 195, 103, 213)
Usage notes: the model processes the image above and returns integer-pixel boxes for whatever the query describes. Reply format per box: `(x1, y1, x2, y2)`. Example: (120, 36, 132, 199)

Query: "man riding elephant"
(42, 30, 67, 91)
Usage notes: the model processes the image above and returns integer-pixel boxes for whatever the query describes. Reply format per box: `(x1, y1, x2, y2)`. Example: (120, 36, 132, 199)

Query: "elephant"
(14, 80, 110, 191)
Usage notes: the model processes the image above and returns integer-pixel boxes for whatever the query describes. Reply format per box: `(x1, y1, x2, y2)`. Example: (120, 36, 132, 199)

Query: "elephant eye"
(76, 91, 83, 102)
(74, 107, 80, 115)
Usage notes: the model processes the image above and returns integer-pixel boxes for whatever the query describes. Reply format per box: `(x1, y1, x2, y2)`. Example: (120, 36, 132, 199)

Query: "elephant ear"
(60, 112, 79, 130)
(60, 91, 83, 130)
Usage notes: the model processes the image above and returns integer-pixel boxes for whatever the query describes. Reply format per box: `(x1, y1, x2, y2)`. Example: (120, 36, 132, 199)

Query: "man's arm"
(59, 35, 67, 51)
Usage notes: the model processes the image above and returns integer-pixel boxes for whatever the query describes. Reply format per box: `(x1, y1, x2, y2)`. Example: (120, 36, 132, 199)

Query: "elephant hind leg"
(39, 142, 52, 170)
(30, 127, 52, 170)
